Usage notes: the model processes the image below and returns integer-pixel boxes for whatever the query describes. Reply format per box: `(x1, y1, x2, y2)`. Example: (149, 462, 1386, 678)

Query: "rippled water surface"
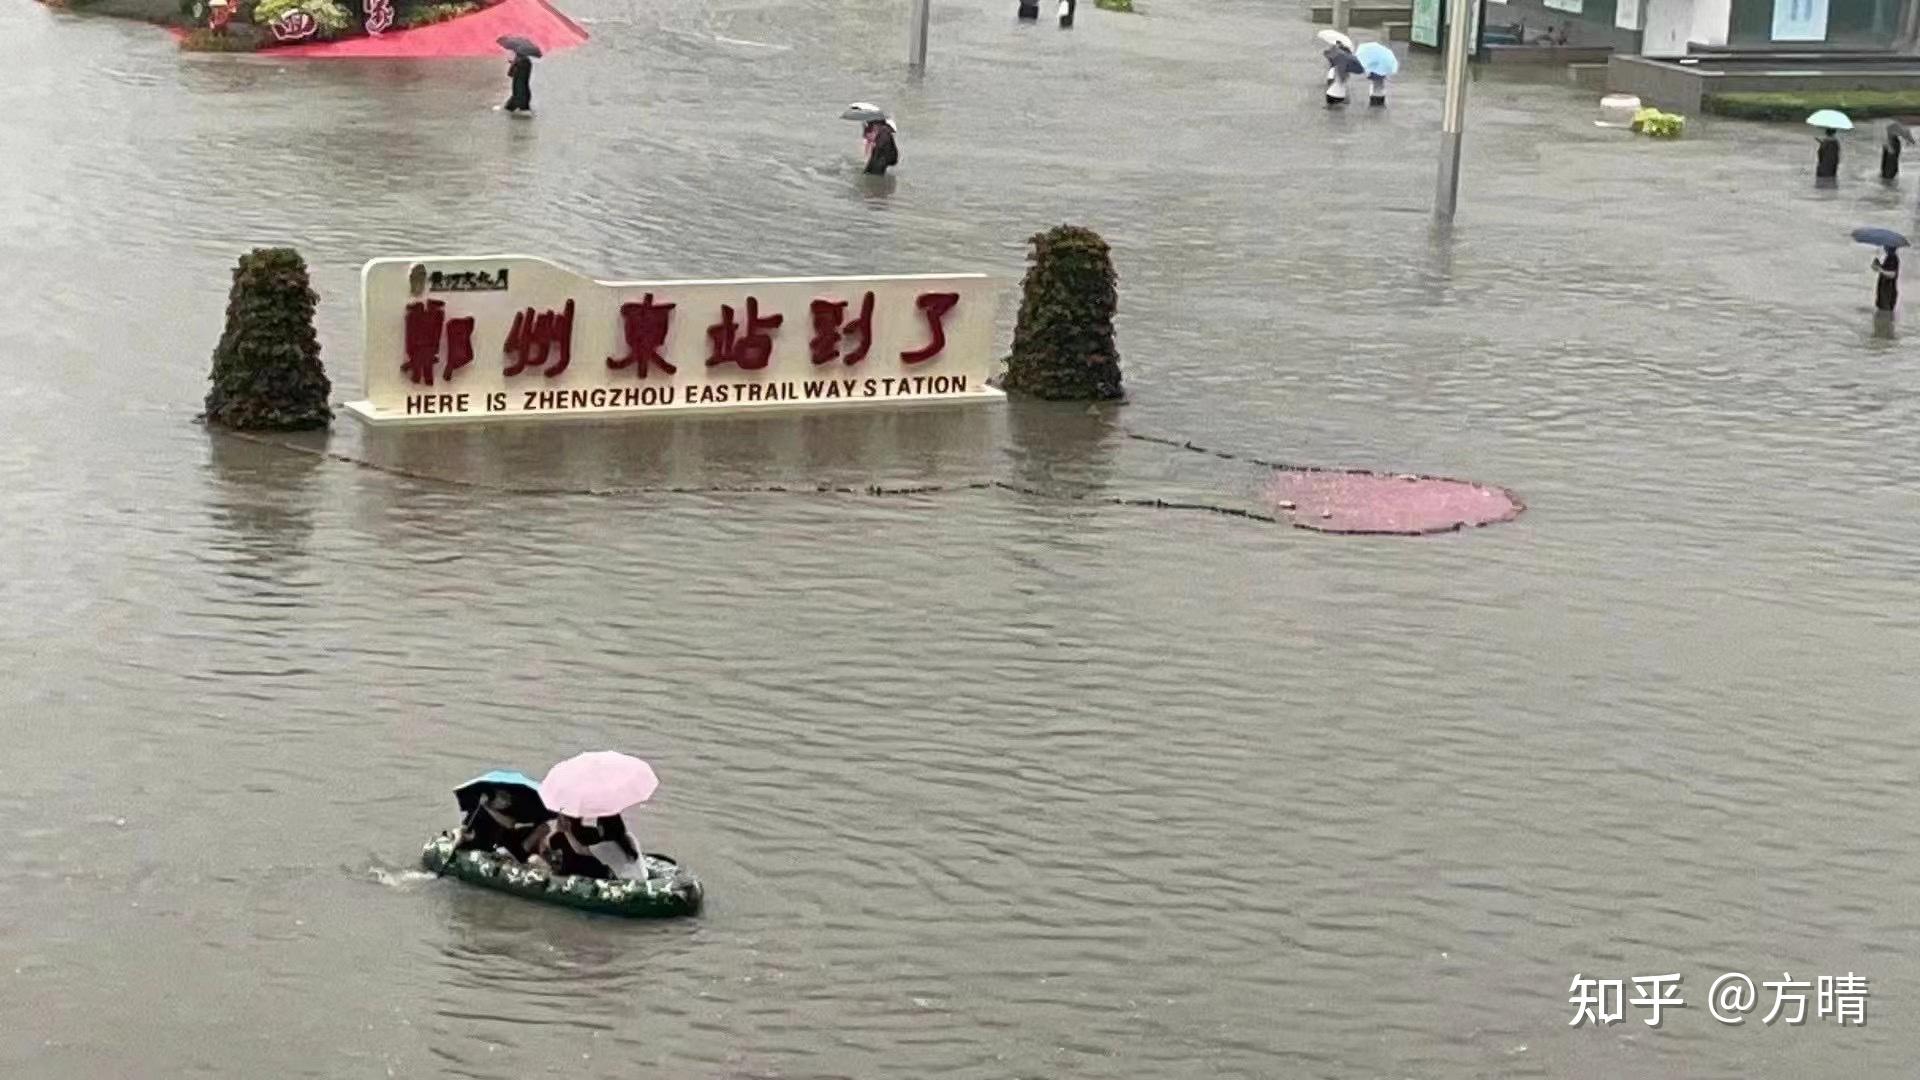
(3, 0, 1919, 1076)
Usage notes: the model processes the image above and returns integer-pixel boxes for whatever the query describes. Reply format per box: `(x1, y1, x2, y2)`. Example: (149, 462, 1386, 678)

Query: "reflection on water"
(205, 430, 322, 571)
(3, 0, 1920, 1076)
(1003, 397, 1117, 495)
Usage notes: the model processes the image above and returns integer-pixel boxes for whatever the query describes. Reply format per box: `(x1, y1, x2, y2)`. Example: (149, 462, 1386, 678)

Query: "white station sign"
(344, 256, 1004, 424)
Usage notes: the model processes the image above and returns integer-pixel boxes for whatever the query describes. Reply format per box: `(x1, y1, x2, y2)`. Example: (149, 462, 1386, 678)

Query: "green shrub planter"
(1001, 225, 1125, 402)
(1704, 91, 1920, 122)
(203, 248, 333, 431)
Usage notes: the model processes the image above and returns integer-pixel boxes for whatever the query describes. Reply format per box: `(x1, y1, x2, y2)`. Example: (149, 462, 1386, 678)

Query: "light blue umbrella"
(1806, 109, 1853, 131)
(1356, 41, 1399, 77)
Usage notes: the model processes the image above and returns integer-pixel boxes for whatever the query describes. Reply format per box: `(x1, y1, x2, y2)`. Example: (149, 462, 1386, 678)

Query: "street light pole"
(908, 0, 931, 69)
(1434, 0, 1474, 219)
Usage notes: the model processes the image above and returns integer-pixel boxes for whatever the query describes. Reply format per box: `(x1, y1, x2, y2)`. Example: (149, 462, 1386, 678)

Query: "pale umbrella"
(540, 752, 660, 819)
(1356, 41, 1399, 76)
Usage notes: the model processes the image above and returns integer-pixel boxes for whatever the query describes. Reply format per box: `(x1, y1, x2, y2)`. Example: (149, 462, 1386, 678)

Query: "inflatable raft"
(421, 832, 703, 918)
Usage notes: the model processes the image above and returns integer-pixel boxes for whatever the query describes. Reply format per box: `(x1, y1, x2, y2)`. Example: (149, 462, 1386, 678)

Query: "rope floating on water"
(212, 427, 1517, 536)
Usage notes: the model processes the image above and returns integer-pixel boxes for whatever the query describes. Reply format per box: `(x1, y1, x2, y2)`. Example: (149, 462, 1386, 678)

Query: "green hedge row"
(1704, 91, 1920, 122)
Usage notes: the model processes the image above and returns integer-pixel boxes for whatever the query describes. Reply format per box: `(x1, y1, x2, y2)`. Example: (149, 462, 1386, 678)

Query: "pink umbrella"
(539, 751, 659, 819)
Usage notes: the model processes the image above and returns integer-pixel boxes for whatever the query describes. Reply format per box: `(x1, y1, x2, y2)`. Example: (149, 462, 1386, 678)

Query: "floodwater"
(2, 0, 1918, 1076)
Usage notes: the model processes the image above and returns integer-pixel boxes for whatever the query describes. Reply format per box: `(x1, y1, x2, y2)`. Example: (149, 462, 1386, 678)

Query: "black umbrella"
(1851, 226, 1910, 249)
(453, 771, 553, 820)
(498, 35, 543, 58)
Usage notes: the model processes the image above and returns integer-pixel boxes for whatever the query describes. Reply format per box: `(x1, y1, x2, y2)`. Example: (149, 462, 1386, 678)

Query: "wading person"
(1873, 245, 1900, 313)
(1324, 44, 1355, 108)
(1883, 122, 1912, 181)
(1816, 128, 1841, 181)
(1367, 72, 1388, 107)
(504, 52, 534, 114)
(863, 118, 899, 175)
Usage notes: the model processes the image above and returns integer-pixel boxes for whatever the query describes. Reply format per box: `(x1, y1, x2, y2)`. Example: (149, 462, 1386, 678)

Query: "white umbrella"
(1316, 29, 1354, 50)
(840, 102, 887, 123)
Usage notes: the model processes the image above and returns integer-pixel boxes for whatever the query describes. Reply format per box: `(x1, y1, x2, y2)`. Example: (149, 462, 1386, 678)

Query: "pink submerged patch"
(177, 0, 589, 58)
(1264, 469, 1523, 536)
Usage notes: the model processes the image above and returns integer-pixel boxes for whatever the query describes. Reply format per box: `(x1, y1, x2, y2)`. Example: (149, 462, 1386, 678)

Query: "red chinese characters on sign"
(403, 300, 475, 386)
(707, 298, 783, 370)
(503, 300, 575, 378)
(808, 292, 875, 366)
(900, 292, 960, 365)
(607, 294, 677, 379)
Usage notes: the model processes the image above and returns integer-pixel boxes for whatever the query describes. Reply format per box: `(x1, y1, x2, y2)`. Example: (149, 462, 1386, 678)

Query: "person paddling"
(457, 789, 539, 859)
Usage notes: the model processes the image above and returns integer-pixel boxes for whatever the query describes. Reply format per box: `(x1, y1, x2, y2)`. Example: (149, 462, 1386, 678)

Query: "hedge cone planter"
(203, 247, 333, 431)
(1002, 224, 1125, 402)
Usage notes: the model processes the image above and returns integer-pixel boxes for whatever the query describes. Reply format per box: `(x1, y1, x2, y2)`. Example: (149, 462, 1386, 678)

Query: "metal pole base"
(908, 0, 930, 69)
(1435, 129, 1463, 220)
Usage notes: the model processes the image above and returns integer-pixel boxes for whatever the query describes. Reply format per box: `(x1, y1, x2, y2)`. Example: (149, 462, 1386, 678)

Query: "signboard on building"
(1412, 0, 1441, 45)
(1771, 0, 1828, 40)
(1411, 0, 1483, 50)
(345, 257, 1004, 424)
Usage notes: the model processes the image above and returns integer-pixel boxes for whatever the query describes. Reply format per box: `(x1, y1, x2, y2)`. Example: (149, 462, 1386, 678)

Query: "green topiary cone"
(203, 247, 332, 431)
(1001, 224, 1124, 402)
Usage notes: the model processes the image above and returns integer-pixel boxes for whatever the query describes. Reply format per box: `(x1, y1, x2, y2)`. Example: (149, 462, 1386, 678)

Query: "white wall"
(1692, 0, 1731, 44)
(1639, 0, 1729, 55)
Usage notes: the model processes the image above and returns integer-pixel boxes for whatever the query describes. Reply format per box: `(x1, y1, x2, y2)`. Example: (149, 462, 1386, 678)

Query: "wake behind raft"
(424, 764, 703, 919)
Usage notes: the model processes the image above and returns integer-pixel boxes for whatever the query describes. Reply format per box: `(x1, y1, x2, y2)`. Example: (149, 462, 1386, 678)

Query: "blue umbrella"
(1806, 109, 1853, 131)
(1851, 227, 1909, 249)
(454, 770, 549, 816)
(1356, 41, 1399, 77)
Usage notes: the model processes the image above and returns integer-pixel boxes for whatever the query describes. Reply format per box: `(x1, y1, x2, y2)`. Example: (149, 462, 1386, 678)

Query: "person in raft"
(504, 52, 534, 114)
(534, 816, 645, 880)
(457, 790, 541, 860)
(863, 118, 899, 176)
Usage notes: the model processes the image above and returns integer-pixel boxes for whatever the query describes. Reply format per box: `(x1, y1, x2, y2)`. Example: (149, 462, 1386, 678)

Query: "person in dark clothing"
(457, 790, 539, 860)
(504, 53, 533, 113)
(1017, 0, 1038, 17)
(1324, 44, 1356, 107)
(863, 119, 899, 175)
(1872, 246, 1900, 312)
(1816, 129, 1841, 180)
(534, 816, 614, 878)
(1883, 124, 1907, 180)
(1058, 0, 1074, 27)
